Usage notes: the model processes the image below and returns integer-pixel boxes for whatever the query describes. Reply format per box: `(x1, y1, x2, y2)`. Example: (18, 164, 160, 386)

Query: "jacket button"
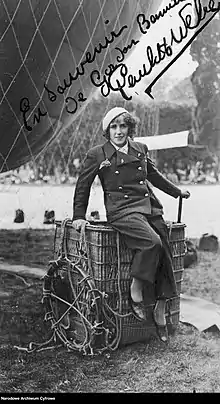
(138, 166, 142, 171)
(115, 170, 119, 174)
(139, 181, 144, 185)
(118, 186, 123, 190)
(144, 193, 148, 197)
(124, 194, 129, 198)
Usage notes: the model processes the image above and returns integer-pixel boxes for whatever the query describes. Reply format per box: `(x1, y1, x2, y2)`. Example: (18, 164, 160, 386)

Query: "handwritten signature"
(90, 0, 220, 101)
(144, 0, 220, 98)
(20, 0, 220, 131)
(90, 36, 140, 101)
(20, 20, 128, 131)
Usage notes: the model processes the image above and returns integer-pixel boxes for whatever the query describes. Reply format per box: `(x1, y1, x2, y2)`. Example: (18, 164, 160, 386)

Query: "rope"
(13, 211, 186, 355)
(14, 219, 133, 356)
(75, 222, 120, 353)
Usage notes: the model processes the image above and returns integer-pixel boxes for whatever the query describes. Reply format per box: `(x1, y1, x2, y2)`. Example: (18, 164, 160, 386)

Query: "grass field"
(0, 228, 220, 393)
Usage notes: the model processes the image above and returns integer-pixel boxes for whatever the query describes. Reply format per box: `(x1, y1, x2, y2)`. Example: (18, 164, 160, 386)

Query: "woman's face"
(109, 114, 129, 147)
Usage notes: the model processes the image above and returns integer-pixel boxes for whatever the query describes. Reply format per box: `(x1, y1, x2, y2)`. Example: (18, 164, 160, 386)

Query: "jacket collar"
(128, 139, 146, 157)
(102, 139, 145, 166)
(102, 141, 116, 160)
(103, 138, 145, 157)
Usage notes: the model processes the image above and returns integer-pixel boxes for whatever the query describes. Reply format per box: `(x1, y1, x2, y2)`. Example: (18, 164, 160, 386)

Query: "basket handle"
(177, 196, 183, 223)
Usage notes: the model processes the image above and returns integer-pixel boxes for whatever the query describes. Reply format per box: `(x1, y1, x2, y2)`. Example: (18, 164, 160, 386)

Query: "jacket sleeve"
(72, 149, 100, 220)
(146, 156, 182, 199)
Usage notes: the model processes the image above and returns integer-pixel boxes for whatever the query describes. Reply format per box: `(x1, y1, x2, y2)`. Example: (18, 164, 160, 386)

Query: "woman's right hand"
(72, 219, 89, 232)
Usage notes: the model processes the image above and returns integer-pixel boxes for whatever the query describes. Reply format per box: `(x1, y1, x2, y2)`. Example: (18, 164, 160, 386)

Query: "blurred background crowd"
(161, 159, 220, 185)
(0, 157, 219, 186)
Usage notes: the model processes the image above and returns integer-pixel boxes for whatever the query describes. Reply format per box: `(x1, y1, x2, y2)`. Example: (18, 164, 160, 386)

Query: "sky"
(124, 0, 198, 99)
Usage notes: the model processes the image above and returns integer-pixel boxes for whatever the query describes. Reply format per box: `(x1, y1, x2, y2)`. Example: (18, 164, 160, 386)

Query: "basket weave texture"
(54, 220, 185, 346)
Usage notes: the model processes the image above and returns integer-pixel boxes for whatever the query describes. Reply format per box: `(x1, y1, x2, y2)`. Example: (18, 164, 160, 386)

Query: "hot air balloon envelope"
(0, 0, 163, 172)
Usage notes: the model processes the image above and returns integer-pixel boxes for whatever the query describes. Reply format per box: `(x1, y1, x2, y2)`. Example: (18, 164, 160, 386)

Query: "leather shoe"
(152, 309, 168, 343)
(130, 299, 146, 321)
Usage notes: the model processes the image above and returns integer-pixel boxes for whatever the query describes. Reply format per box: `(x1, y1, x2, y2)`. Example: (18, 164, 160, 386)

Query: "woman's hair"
(103, 112, 138, 140)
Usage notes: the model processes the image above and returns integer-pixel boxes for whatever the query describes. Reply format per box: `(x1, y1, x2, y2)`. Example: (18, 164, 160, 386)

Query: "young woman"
(72, 107, 190, 342)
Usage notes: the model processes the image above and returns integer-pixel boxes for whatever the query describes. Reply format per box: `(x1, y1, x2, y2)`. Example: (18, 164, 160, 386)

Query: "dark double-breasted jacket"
(73, 139, 182, 222)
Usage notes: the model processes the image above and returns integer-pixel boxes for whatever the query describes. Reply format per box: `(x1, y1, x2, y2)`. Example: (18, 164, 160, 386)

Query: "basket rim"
(55, 219, 186, 231)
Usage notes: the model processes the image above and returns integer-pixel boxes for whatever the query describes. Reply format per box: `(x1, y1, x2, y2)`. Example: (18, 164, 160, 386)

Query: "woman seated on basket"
(72, 107, 190, 343)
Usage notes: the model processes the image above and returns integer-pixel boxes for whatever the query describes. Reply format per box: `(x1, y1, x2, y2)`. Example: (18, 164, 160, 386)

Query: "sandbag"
(198, 233, 219, 252)
(14, 209, 24, 223)
(43, 210, 55, 225)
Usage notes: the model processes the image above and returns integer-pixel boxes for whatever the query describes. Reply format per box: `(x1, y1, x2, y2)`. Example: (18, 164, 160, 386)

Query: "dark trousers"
(109, 213, 177, 300)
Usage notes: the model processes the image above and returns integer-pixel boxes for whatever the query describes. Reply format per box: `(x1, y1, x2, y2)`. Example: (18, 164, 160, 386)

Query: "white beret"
(102, 107, 130, 131)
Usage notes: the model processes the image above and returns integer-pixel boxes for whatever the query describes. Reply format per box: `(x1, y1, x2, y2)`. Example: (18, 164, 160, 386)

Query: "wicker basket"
(52, 218, 185, 349)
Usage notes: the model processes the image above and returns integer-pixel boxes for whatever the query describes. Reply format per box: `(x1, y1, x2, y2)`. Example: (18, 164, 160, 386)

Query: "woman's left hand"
(180, 190, 191, 199)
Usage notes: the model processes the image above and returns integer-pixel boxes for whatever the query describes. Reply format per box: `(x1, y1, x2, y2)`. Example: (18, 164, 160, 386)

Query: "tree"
(35, 92, 196, 175)
(190, 10, 220, 166)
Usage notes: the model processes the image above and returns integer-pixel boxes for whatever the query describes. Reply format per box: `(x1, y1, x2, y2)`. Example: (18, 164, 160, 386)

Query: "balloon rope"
(66, 0, 142, 162)
(63, 0, 142, 165)
(0, 0, 23, 42)
(0, 0, 55, 172)
(39, 0, 147, 173)
(62, 0, 121, 164)
(29, 0, 82, 176)
(14, 219, 135, 355)
(1, 0, 84, 173)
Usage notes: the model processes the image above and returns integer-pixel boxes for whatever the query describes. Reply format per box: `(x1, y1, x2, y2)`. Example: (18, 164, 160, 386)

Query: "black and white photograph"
(0, 0, 220, 396)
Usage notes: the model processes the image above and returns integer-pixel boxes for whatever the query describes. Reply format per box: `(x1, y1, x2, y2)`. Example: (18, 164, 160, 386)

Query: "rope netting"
(0, 1, 164, 230)
(0, 0, 164, 176)
(0, 0, 167, 180)
(14, 219, 133, 355)
(13, 216, 185, 355)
